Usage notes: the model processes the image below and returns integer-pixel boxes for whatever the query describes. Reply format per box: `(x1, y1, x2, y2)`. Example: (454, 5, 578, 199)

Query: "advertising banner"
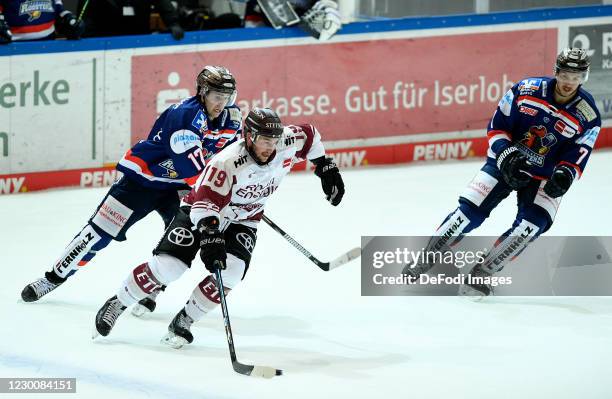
(0, 53, 101, 175)
(569, 23, 612, 119)
(131, 29, 557, 144)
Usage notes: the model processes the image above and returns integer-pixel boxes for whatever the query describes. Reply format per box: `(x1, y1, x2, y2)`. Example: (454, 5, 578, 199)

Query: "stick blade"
(233, 362, 282, 378)
(328, 247, 361, 270)
(251, 365, 283, 379)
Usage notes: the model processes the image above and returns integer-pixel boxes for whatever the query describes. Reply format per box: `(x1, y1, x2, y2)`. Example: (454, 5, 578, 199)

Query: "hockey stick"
(214, 265, 282, 378)
(262, 215, 360, 272)
(77, 0, 91, 22)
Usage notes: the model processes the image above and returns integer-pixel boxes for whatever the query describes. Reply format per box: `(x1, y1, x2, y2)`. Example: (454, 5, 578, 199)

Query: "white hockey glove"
(301, 0, 342, 41)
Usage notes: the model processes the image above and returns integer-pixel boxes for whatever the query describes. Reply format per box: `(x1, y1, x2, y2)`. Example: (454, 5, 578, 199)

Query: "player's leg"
(131, 190, 183, 316)
(21, 177, 162, 302)
(163, 223, 257, 349)
(461, 179, 559, 296)
(94, 208, 199, 337)
(405, 163, 513, 277)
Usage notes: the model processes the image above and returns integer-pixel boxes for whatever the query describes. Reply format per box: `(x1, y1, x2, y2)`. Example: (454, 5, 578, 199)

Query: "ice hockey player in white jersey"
(93, 107, 345, 345)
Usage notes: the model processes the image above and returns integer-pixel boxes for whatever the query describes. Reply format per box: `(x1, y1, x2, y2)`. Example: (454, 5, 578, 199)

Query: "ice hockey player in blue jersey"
(21, 65, 243, 305)
(0, 0, 82, 43)
(403, 48, 601, 297)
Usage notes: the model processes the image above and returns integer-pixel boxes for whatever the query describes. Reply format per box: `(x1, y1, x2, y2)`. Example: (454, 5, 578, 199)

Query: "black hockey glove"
(300, 0, 341, 41)
(57, 11, 83, 40)
(543, 164, 574, 198)
(496, 145, 531, 190)
(0, 15, 13, 44)
(313, 156, 345, 206)
(169, 23, 184, 40)
(198, 217, 226, 272)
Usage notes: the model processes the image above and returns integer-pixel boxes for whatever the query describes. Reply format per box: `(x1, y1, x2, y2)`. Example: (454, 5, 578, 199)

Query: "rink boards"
(0, 5, 612, 193)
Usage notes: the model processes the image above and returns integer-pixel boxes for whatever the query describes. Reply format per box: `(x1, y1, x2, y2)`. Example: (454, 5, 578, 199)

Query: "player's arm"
(189, 158, 235, 272)
(290, 124, 344, 206)
(544, 118, 601, 198)
(189, 157, 234, 229)
(487, 83, 533, 189)
(487, 83, 520, 156)
(218, 107, 244, 148)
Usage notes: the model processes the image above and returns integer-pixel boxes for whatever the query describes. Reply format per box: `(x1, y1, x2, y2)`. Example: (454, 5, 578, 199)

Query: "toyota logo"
(168, 227, 195, 246)
(236, 232, 255, 253)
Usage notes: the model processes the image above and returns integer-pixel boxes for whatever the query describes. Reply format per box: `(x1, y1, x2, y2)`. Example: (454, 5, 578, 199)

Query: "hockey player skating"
(92, 108, 345, 346)
(404, 48, 601, 297)
(21, 66, 242, 306)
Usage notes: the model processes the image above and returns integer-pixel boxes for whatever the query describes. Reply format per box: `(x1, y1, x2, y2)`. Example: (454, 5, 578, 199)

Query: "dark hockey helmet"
(244, 108, 284, 141)
(554, 48, 590, 81)
(196, 65, 237, 102)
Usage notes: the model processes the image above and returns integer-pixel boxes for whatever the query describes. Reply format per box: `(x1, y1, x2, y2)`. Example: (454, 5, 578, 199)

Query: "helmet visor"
(253, 134, 281, 148)
(556, 69, 588, 85)
(204, 90, 233, 106)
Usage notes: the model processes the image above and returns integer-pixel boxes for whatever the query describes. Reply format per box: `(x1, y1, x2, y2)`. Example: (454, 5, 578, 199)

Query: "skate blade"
(131, 304, 151, 318)
(92, 327, 101, 340)
(161, 332, 188, 349)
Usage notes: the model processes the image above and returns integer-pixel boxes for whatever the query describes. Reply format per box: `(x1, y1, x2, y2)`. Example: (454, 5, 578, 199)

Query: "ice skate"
(21, 272, 66, 302)
(93, 295, 127, 338)
(161, 309, 194, 349)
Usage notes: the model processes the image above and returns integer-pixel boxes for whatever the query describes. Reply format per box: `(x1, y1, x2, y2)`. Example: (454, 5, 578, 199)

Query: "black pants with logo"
(154, 207, 257, 278)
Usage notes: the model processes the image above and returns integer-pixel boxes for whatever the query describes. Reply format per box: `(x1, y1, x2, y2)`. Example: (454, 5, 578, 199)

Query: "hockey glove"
(57, 11, 83, 40)
(543, 164, 574, 198)
(313, 156, 345, 206)
(496, 145, 531, 190)
(198, 217, 226, 272)
(301, 0, 341, 41)
(0, 15, 13, 44)
(169, 23, 184, 40)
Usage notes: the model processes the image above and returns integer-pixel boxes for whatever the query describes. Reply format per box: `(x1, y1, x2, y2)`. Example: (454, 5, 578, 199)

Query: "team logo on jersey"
(168, 227, 195, 247)
(19, 0, 53, 21)
(283, 158, 292, 168)
(518, 78, 542, 93)
(519, 125, 557, 166)
(192, 110, 208, 134)
(158, 159, 178, 178)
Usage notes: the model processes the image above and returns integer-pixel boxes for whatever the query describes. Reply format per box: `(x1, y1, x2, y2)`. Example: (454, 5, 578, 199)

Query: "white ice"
(2, 152, 612, 399)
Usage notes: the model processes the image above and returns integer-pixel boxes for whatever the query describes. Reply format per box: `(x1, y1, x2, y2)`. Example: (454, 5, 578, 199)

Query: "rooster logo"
(521, 125, 556, 155)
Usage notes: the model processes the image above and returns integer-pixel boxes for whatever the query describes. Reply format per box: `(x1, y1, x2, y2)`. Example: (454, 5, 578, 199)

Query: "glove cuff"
(496, 145, 519, 170)
(197, 216, 220, 234)
(313, 156, 338, 177)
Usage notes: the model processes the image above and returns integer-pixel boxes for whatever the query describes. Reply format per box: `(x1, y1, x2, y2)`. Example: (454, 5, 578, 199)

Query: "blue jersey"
(486, 76, 601, 180)
(0, 0, 64, 40)
(117, 96, 242, 190)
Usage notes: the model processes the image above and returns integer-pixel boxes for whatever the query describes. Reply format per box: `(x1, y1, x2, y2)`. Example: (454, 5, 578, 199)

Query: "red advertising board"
(131, 29, 557, 144)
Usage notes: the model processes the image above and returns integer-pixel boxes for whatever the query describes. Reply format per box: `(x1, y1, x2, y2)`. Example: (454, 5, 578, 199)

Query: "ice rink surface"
(2, 153, 612, 399)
